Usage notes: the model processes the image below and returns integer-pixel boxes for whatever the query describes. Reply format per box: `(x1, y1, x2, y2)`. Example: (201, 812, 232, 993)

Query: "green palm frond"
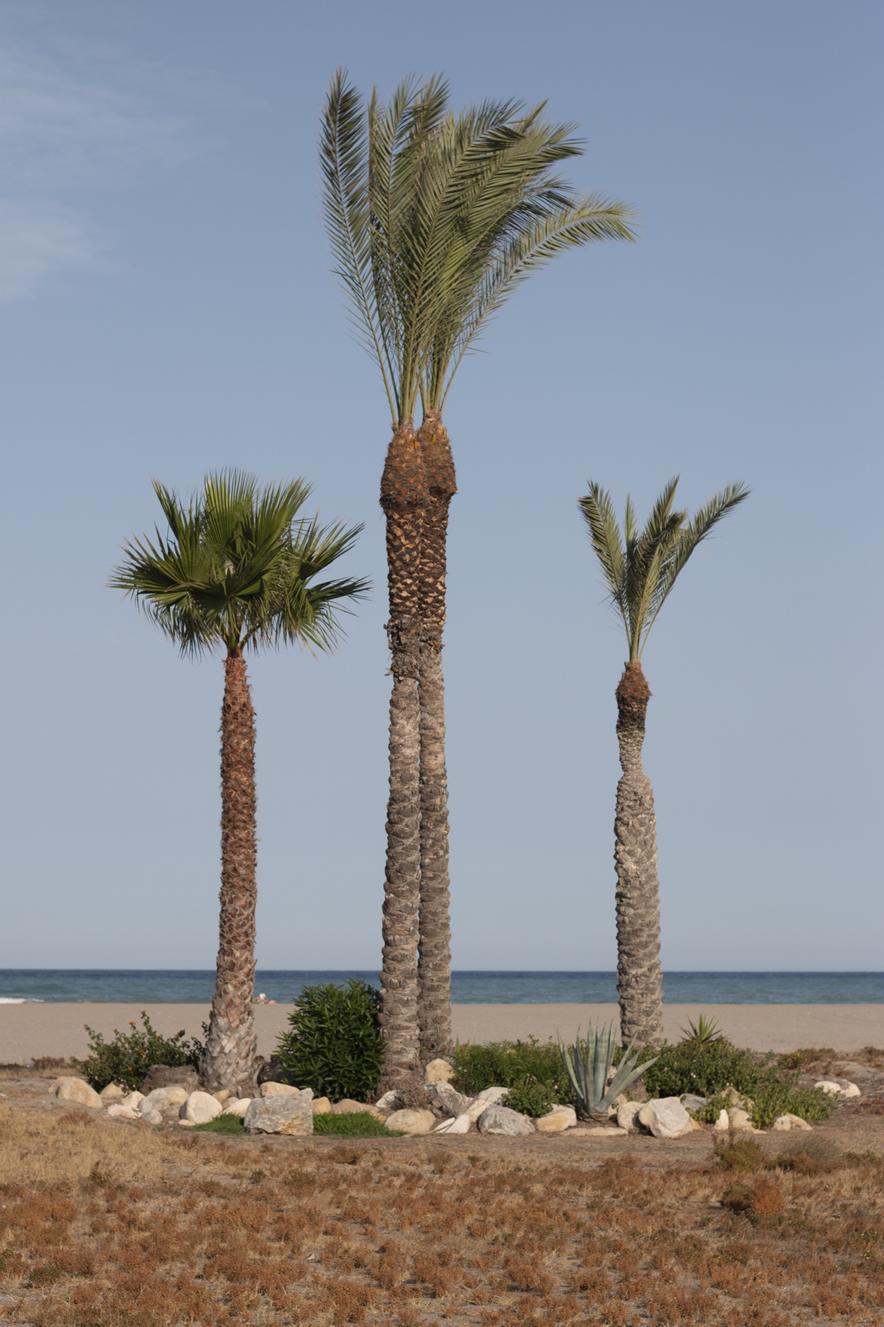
(579, 477, 749, 660)
(110, 469, 370, 658)
(320, 71, 638, 424)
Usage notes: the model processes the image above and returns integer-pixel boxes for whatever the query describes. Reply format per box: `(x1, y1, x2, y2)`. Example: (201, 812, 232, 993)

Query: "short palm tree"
(321, 70, 637, 1084)
(578, 477, 749, 1046)
(109, 470, 369, 1093)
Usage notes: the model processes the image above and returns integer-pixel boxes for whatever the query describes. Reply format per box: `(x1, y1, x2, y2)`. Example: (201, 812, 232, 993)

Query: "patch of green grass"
(313, 1111, 405, 1137)
(452, 1038, 574, 1106)
(192, 1114, 246, 1134)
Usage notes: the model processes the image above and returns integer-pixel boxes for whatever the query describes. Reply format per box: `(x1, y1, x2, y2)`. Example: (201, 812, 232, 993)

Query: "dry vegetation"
(1, 1059, 884, 1326)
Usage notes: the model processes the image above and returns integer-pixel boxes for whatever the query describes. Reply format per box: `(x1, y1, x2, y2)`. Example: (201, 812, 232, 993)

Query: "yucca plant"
(678, 1014, 724, 1049)
(322, 70, 637, 1084)
(557, 1022, 658, 1121)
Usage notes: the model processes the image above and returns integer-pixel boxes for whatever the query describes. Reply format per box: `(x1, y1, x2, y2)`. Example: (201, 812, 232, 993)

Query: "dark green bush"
(275, 980, 383, 1102)
(71, 1011, 205, 1091)
(502, 1076, 559, 1118)
(642, 1038, 835, 1128)
(452, 1038, 573, 1107)
(313, 1111, 405, 1137)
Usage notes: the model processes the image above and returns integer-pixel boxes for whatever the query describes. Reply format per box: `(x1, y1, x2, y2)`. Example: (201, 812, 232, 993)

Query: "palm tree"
(109, 470, 369, 1093)
(321, 70, 637, 1083)
(578, 477, 749, 1047)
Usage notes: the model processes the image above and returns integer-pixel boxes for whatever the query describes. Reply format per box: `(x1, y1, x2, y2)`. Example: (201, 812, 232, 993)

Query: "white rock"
(815, 1080, 842, 1097)
(781, 1112, 812, 1131)
(221, 1097, 253, 1118)
(331, 1099, 382, 1118)
(260, 1082, 313, 1099)
(475, 1086, 509, 1105)
(374, 1090, 400, 1111)
(384, 1108, 436, 1135)
(424, 1058, 455, 1085)
(839, 1082, 861, 1099)
(432, 1081, 473, 1117)
(99, 1082, 126, 1100)
(433, 1113, 471, 1134)
(637, 1098, 693, 1139)
(477, 1105, 535, 1136)
(118, 1091, 145, 1113)
(141, 1086, 187, 1113)
(212, 1090, 231, 1104)
(713, 1109, 730, 1131)
(311, 1096, 331, 1115)
(181, 1091, 223, 1124)
(140, 1108, 164, 1125)
(106, 1104, 140, 1120)
(50, 1077, 103, 1109)
(535, 1106, 577, 1133)
(617, 1101, 643, 1131)
(244, 1096, 313, 1135)
(727, 1107, 755, 1131)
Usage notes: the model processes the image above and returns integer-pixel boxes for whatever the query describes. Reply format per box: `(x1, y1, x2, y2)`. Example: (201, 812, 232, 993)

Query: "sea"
(0, 971, 882, 1004)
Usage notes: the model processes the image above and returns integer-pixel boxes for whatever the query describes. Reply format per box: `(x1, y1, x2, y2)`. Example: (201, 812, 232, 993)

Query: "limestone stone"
(617, 1101, 643, 1131)
(244, 1096, 313, 1136)
(726, 1107, 754, 1131)
(311, 1097, 331, 1115)
(475, 1086, 508, 1105)
(424, 1058, 455, 1085)
(140, 1065, 200, 1095)
(221, 1097, 253, 1118)
(106, 1104, 141, 1120)
(816, 1080, 842, 1097)
(50, 1077, 103, 1109)
(775, 1112, 812, 1131)
(713, 1110, 730, 1131)
(431, 1081, 473, 1118)
(682, 1094, 709, 1112)
(181, 1092, 223, 1125)
(260, 1082, 312, 1099)
(119, 1091, 145, 1113)
(331, 1099, 382, 1118)
(141, 1086, 187, 1114)
(477, 1105, 535, 1136)
(535, 1105, 577, 1133)
(637, 1098, 693, 1139)
(384, 1108, 436, 1135)
(433, 1113, 471, 1135)
(99, 1082, 126, 1100)
(212, 1090, 231, 1105)
(374, 1090, 399, 1112)
(140, 1108, 163, 1125)
(838, 1082, 861, 1099)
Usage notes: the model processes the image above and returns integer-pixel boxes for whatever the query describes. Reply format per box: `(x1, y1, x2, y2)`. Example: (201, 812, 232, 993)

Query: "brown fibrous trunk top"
(616, 660, 651, 738)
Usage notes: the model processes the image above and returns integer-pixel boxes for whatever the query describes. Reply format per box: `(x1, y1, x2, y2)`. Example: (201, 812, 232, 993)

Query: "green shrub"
(70, 1011, 205, 1091)
(452, 1038, 573, 1106)
(642, 1037, 835, 1128)
(313, 1111, 405, 1137)
(275, 980, 383, 1102)
(503, 1076, 558, 1117)
(192, 1114, 246, 1134)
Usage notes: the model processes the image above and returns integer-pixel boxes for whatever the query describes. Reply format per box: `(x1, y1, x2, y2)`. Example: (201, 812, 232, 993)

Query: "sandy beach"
(1, 1001, 882, 1065)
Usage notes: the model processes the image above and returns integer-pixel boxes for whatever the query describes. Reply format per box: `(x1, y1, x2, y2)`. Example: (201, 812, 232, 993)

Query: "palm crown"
(109, 470, 370, 656)
(320, 70, 638, 423)
(579, 476, 750, 661)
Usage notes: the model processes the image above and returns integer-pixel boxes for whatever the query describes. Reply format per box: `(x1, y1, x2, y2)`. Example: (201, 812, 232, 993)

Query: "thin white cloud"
(0, 201, 96, 302)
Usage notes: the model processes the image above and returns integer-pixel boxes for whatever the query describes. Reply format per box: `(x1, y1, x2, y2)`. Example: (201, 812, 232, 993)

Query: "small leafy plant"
(275, 980, 383, 1102)
(558, 1023, 658, 1121)
(71, 1011, 205, 1091)
(452, 1038, 574, 1104)
(314, 1111, 405, 1137)
(678, 1014, 723, 1049)
(503, 1076, 560, 1118)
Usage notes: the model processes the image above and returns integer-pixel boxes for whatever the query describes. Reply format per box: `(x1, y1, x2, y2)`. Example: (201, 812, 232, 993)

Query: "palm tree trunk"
(201, 650, 259, 1094)
(377, 419, 426, 1092)
(613, 661, 664, 1048)
(416, 408, 456, 1059)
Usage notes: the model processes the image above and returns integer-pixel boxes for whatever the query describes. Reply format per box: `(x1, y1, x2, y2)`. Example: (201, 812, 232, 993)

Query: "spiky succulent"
(558, 1022, 658, 1121)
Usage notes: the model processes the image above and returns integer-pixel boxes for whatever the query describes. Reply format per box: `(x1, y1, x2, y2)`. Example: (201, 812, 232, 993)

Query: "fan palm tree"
(109, 470, 369, 1094)
(578, 477, 749, 1047)
(321, 70, 637, 1084)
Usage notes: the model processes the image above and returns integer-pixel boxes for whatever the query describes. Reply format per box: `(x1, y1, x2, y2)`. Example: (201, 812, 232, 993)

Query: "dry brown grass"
(1, 1107, 884, 1326)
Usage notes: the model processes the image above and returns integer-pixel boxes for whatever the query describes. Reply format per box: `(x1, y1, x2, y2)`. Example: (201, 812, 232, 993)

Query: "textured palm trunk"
(613, 661, 664, 1048)
(377, 419, 426, 1092)
(201, 650, 259, 1094)
(415, 408, 455, 1059)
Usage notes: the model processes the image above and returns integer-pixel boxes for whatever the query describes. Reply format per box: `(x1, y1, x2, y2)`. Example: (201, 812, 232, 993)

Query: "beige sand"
(1, 1002, 882, 1065)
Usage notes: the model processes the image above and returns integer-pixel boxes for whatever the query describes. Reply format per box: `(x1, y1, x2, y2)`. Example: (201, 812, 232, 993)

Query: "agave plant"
(678, 1014, 724, 1049)
(558, 1022, 658, 1121)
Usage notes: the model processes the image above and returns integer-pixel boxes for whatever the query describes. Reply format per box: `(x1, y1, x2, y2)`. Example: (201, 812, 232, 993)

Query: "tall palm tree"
(109, 470, 369, 1093)
(578, 477, 749, 1047)
(321, 70, 637, 1083)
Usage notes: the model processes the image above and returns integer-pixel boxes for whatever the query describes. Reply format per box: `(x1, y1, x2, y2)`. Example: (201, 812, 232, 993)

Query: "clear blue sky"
(2, 0, 881, 972)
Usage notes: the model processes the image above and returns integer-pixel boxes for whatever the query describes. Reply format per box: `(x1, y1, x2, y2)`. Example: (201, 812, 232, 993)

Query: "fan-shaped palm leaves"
(579, 477, 749, 1046)
(322, 71, 637, 1084)
(110, 470, 369, 1092)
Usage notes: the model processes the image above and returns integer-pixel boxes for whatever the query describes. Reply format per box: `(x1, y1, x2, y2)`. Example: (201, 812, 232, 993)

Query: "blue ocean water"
(0, 970, 882, 1004)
